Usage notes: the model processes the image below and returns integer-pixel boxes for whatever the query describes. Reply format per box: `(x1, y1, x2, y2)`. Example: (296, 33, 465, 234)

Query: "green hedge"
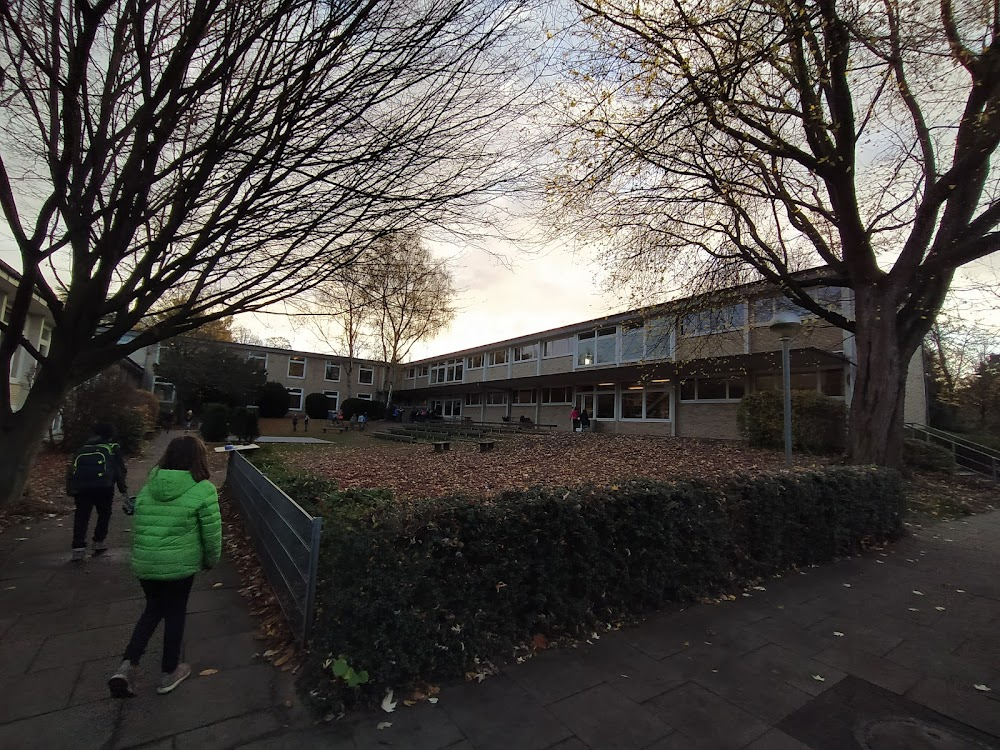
(737, 390, 847, 453)
(258, 456, 904, 714)
(200, 403, 229, 442)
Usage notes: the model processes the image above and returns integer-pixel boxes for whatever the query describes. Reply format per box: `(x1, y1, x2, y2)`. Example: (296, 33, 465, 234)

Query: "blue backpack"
(67, 442, 118, 495)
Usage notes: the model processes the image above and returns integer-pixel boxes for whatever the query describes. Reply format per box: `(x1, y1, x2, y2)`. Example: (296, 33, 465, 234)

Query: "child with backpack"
(108, 435, 222, 697)
(66, 423, 128, 562)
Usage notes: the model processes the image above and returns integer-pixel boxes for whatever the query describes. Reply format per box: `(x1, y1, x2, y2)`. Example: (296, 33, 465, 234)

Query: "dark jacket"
(66, 435, 128, 496)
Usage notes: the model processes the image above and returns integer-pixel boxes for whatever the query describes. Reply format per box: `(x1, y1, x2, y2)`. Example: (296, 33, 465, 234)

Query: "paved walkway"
(1, 442, 998, 749)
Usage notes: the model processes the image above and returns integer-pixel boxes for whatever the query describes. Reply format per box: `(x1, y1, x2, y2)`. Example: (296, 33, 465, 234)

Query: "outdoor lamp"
(770, 311, 802, 466)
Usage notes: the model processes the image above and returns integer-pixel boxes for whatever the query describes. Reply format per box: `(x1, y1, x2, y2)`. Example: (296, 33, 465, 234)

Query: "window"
(287, 387, 304, 411)
(488, 349, 508, 366)
(680, 378, 746, 401)
(680, 304, 747, 336)
(467, 354, 484, 369)
(323, 391, 339, 412)
(755, 370, 845, 397)
(153, 377, 176, 403)
(465, 393, 483, 406)
(541, 387, 572, 404)
(512, 389, 535, 404)
(753, 286, 842, 325)
(325, 361, 341, 382)
(358, 393, 372, 400)
(820, 369, 845, 396)
(358, 367, 374, 385)
(577, 331, 595, 366)
(419, 365, 429, 377)
(287, 356, 305, 379)
(247, 351, 267, 370)
(543, 338, 572, 358)
(37, 322, 52, 358)
(430, 358, 464, 384)
(431, 398, 462, 417)
(596, 389, 615, 419)
(577, 327, 617, 366)
(621, 324, 644, 362)
(645, 318, 673, 360)
(406, 367, 416, 379)
(621, 388, 644, 419)
(0, 293, 10, 325)
(486, 392, 507, 405)
(513, 344, 537, 362)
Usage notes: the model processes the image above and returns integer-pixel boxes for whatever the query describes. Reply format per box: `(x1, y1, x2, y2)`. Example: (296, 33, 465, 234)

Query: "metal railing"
(226, 451, 323, 645)
(904, 423, 1000, 481)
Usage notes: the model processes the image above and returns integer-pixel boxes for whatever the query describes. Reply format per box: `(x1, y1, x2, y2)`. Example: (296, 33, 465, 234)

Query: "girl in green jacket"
(108, 435, 222, 697)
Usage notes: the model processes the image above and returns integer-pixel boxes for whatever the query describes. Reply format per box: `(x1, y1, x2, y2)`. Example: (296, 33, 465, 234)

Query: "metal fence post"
(302, 516, 323, 646)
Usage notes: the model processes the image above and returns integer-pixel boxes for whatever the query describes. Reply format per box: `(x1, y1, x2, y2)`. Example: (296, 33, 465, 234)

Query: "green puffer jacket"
(131, 468, 222, 581)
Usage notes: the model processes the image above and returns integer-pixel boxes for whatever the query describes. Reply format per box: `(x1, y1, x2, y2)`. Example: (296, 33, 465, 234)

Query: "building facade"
(391, 274, 927, 437)
(1, 259, 55, 411)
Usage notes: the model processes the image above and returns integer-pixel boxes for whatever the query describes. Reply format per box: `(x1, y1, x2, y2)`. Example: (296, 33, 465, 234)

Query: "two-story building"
(390, 273, 927, 438)
(1, 258, 56, 411)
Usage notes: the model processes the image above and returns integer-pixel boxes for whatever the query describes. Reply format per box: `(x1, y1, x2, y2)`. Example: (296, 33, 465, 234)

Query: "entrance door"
(576, 393, 594, 415)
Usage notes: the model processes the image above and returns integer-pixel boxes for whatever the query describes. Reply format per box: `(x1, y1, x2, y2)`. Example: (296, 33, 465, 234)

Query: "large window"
(753, 286, 842, 325)
(248, 351, 268, 370)
(576, 386, 616, 418)
(680, 378, 746, 401)
(287, 387, 304, 411)
(680, 304, 747, 336)
(37, 322, 52, 358)
(358, 367, 374, 385)
(287, 356, 306, 379)
(488, 349, 508, 366)
(323, 391, 339, 412)
(486, 392, 507, 405)
(467, 354, 484, 369)
(406, 367, 416, 379)
(153, 377, 176, 403)
(419, 365, 429, 377)
(577, 327, 617, 366)
(542, 338, 572, 358)
(645, 318, 673, 360)
(431, 358, 464, 384)
(513, 344, 537, 362)
(512, 389, 535, 404)
(325, 361, 341, 382)
(541, 387, 572, 404)
(358, 393, 372, 401)
(755, 370, 845, 397)
(465, 393, 483, 406)
(431, 399, 462, 417)
(0, 293, 10, 325)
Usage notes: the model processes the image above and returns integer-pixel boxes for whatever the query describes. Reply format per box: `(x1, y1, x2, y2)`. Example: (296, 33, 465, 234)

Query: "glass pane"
(645, 391, 670, 419)
(753, 298, 774, 324)
(820, 369, 845, 396)
(645, 318, 672, 359)
(728, 379, 745, 399)
(621, 328, 643, 361)
(754, 373, 781, 391)
(595, 333, 616, 364)
(790, 372, 817, 390)
(621, 391, 643, 418)
(577, 338, 596, 366)
(698, 379, 727, 399)
(596, 393, 615, 419)
(680, 380, 697, 400)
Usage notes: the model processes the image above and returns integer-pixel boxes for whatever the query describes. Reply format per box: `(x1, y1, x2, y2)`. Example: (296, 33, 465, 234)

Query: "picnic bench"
(432, 440, 451, 453)
(477, 440, 495, 453)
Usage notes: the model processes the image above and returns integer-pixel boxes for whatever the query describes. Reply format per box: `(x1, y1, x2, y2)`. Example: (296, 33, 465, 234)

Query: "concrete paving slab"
(548, 683, 673, 750)
(3, 603, 112, 641)
(645, 683, 770, 750)
(0, 636, 44, 676)
(509, 650, 605, 706)
(811, 644, 921, 695)
(691, 661, 814, 725)
(350, 705, 465, 750)
(739, 643, 846, 697)
(0, 697, 121, 750)
(0, 664, 81, 723)
(237, 726, 356, 749)
(575, 637, 684, 703)
(906, 676, 1000, 739)
(743, 728, 814, 749)
(30, 622, 136, 672)
(174, 711, 282, 750)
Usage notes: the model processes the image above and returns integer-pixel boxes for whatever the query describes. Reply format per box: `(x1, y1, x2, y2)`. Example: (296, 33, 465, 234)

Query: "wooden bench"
(432, 441, 451, 453)
(321, 425, 346, 434)
(477, 440, 495, 453)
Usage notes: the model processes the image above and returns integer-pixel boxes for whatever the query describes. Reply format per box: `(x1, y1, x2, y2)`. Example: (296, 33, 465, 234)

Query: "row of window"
(247, 352, 376, 384)
(285, 388, 371, 412)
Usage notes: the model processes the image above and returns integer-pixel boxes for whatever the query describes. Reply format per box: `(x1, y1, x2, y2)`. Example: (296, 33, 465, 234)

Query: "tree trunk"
(0, 370, 68, 509)
(846, 286, 915, 468)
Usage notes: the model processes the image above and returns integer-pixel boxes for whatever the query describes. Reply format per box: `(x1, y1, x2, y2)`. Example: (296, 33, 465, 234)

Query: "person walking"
(570, 406, 580, 432)
(66, 423, 128, 562)
(303, 414, 310, 432)
(108, 435, 222, 698)
(580, 408, 591, 432)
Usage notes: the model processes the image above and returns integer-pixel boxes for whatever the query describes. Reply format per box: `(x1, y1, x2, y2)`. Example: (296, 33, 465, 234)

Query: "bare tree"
(551, 0, 1000, 466)
(0, 0, 537, 507)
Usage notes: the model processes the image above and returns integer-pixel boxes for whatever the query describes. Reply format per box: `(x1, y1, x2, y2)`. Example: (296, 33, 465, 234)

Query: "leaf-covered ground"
(277, 432, 833, 501)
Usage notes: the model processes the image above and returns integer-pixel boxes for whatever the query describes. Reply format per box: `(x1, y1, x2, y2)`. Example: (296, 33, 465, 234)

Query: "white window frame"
(287, 387, 304, 411)
(430, 358, 464, 384)
(465, 392, 483, 406)
(358, 366, 374, 385)
(541, 387, 573, 404)
(752, 286, 843, 326)
(513, 344, 537, 362)
(0, 292, 10, 326)
(680, 304, 747, 337)
(542, 337, 573, 358)
(467, 353, 484, 369)
(680, 377, 747, 402)
(487, 348, 508, 366)
(511, 389, 535, 404)
(247, 351, 268, 370)
(152, 377, 176, 403)
(486, 392, 507, 405)
(406, 367, 416, 379)
(323, 391, 339, 412)
(324, 361, 341, 382)
(620, 384, 672, 421)
(37, 321, 52, 358)
(357, 393, 373, 400)
(287, 355, 306, 379)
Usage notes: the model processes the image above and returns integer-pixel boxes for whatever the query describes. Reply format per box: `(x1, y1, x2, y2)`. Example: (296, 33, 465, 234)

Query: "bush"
(59, 368, 152, 455)
(230, 407, 260, 443)
(903, 438, 955, 474)
(257, 381, 290, 418)
(305, 393, 331, 420)
(340, 397, 385, 420)
(256, 456, 903, 714)
(200, 403, 230, 442)
(114, 406, 149, 455)
(128, 389, 161, 434)
(737, 390, 846, 453)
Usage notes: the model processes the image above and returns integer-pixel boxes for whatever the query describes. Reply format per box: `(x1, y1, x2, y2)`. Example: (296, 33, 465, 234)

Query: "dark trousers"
(123, 576, 195, 673)
(72, 490, 114, 549)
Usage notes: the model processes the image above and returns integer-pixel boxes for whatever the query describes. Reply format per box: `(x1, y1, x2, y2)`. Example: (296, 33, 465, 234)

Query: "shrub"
(737, 390, 846, 453)
(903, 438, 955, 474)
(257, 381, 290, 418)
(114, 406, 150, 455)
(305, 393, 331, 420)
(200, 403, 230, 442)
(128, 389, 162, 434)
(230, 407, 260, 443)
(258, 458, 903, 715)
(341, 397, 385, 420)
(59, 368, 151, 455)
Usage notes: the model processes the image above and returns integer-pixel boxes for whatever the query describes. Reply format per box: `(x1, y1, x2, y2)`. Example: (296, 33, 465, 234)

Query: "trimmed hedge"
(305, 392, 331, 420)
(200, 403, 229, 442)
(257, 381, 291, 418)
(737, 390, 847, 453)
(903, 438, 955, 474)
(341, 397, 385, 420)
(247, 452, 904, 714)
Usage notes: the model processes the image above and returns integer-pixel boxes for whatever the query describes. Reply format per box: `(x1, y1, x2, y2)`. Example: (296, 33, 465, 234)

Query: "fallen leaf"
(212, 582, 223, 589)
(377, 721, 393, 730)
(912, 590, 924, 596)
(833, 631, 844, 637)
(403, 699, 416, 706)
(263, 649, 279, 658)
(812, 674, 825, 682)
(934, 606, 945, 612)
(381, 689, 397, 713)
(199, 668, 219, 676)
(956, 589, 965, 593)
(973, 684, 992, 692)
(531, 633, 548, 650)
(15, 537, 27, 541)
(428, 697, 439, 704)
(842, 583, 851, 588)
(908, 607, 920, 612)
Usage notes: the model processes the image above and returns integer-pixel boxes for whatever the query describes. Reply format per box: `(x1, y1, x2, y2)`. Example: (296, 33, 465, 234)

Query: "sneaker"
(108, 661, 136, 698)
(71, 548, 86, 562)
(92, 541, 108, 556)
(156, 663, 192, 694)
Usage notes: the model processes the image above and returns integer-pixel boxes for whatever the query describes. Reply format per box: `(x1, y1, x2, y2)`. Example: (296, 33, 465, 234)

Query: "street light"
(770, 310, 802, 466)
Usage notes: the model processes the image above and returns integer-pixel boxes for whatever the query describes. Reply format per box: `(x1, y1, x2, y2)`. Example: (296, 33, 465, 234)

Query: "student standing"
(570, 406, 580, 432)
(108, 435, 222, 697)
(66, 424, 128, 562)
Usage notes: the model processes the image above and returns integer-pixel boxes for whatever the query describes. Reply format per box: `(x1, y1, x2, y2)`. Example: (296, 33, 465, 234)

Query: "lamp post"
(770, 311, 802, 467)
